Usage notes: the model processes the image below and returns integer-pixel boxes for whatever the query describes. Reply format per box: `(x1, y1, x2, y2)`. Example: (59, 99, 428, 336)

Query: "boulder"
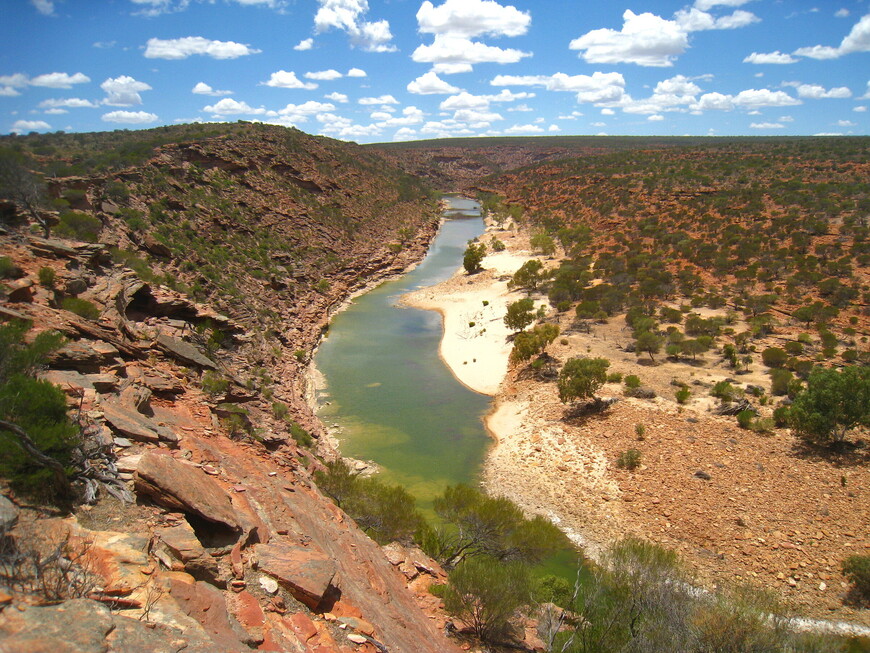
(102, 402, 161, 443)
(0, 495, 19, 531)
(155, 334, 217, 370)
(169, 577, 248, 651)
(255, 542, 337, 609)
(135, 452, 242, 534)
(49, 340, 119, 371)
(6, 277, 34, 303)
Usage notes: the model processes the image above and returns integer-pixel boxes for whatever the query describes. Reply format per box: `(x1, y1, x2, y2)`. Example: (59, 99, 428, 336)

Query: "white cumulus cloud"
(416, 0, 530, 38)
(101, 76, 152, 106)
(407, 72, 461, 95)
(359, 94, 399, 105)
(203, 98, 265, 115)
(794, 13, 870, 59)
(294, 38, 314, 51)
(347, 67, 367, 77)
(144, 36, 260, 60)
(263, 70, 318, 90)
(795, 83, 852, 99)
(30, 72, 91, 88)
(11, 119, 51, 134)
(491, 71, 626, 105)
(743, 51, 798, 64)
(314, 0, 396, 52)
(325, 92, 348, 102)
(503, 123, 544, 134)
(30, 0, 55, 16)
(569, 10, 688, 67)
(192, 82, 233, 96)
(305, 69, 343, 80)
(750, 122, 785, 129)
(38, 97, 98, 109)
(101, 110, 158, 124)
(674, 7, 759, 31)
(413, 34, 530, 67)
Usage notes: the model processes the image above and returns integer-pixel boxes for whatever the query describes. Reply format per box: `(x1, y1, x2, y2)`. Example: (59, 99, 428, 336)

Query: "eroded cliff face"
(0, 124, 459, 652)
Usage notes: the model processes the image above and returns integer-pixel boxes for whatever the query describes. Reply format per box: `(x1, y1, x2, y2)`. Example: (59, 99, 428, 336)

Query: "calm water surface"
(315, 198, 491, 509)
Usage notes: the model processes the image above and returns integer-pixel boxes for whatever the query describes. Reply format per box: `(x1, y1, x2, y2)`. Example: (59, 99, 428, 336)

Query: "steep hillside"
(0, 124, 458, 652)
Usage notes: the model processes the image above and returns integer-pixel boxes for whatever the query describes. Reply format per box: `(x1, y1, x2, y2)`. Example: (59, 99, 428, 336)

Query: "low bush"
(841, 555, 870, 600)
(617, 449, 642, 470)
(60, 297, 100, 320)
(675, 386, 691, 404)
(55, 211, 102, 242)
(37, 266, 56, 288)
(624, 374, 641, 389)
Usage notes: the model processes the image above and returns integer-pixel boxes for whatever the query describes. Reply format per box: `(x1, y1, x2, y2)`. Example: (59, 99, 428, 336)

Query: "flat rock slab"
(0, 495, 19, 531)
(255, 542, 337, 609)
(102, 401, 161, 443)
(135, 452, 241, 533)
(169, 577, 247, 652)
(0, 597, 215, 653)
(156, 334, 217, 370)
(41, 370, 118, 393)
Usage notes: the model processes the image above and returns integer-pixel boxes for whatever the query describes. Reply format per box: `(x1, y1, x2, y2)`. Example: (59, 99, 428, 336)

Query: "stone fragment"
(102, 401, 160, 443)
(169, 577, 248, 651)
(259, 575, 279, 594)
(156, 334, 217, 370)
(6, 277, 34, 302)
(255, 542, 337, 609)
(135, 451, 242, 533)
(0, 495, 19, 531)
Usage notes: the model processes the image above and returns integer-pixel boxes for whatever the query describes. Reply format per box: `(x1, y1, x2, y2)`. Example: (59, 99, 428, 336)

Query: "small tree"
(508, 259, 544, 292)
(530, 232, 556, 256)
(635, 331, 662, 362)
(504, 297, 536, 332)
(558, 357, 610, 404)
(510, 323, 559, 363)
(463, 241, 486, 274)
(841, 555, 870, 600)
(0, 148, 52, 237)
(788, 366, 870, 446)
(442, 556, 532, 644)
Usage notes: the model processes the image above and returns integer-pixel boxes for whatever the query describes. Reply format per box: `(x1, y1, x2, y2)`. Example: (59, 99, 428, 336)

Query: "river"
(315, 197, 491, 510)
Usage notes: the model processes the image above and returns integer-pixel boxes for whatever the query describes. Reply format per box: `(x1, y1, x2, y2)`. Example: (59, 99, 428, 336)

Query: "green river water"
(315, 197, 491, 510)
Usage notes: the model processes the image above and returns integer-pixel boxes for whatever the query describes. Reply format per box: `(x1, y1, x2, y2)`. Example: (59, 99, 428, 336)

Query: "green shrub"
(617, 449, 642, 470)
(37, 266, 56, 288)
(442, 557, 532, 644)
(287, 421, 313, 448)
(607, 372, 623, 383)
(624, 375, 641, 389)
(737, 410, 755, 430)
(841, 555, 870, 599)
(201, 370, 229, 396)
(271, 402, 289, 420)
(773, 405, 790, 427)
(769, 369, 793, 396)
(60, 297, 100, 320)
(0, 256, 17, 279)
(784, 341, 803, 356)
(635, 424, 646, 440)
(711, 381, 740, 402)
(489, 236, 505, 252)
(55, 211, 102, 242)
(675, 386, 691, 404)
(761, 347, 788, 368)
(0, 322, 76, 501)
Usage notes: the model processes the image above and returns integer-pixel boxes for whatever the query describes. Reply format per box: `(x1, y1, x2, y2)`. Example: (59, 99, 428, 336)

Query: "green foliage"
(37, 266, 56, 288)
(287, 420, 313, 448)
(737, 409, 756, 430)
(271, 401, 289, 420)
(761, 347, 788, 368)
(841, 555, 870, 599)
(624, 374, 641, 389)
(607, 372, 623, 383)
(427, 484, 570, 569)
(0, 256, 17, 279)
(508, 259, 544, 292)
(504, 297, 536, 332)
(489, 236, 505, 252)
(616, 449, 642, 470)
(463, 241, 486, 274)
(635, 330, 663, 362)
(711, 380, 740, 403)
(558, 357, 610, 404)
(510, 323, 559, 363)
(530, 232, 556, 256)
(315, 459, 422, 544)
(442, 556, 532, 644)
(788, 366, 870, 445)
(59, 297, 100, 320)
(54, 211, 102, 242)
(200, 370, 229, 397)
(769, 368, 793, 396)
(675, 386, 691, 404)
(0, 322, 77, 500)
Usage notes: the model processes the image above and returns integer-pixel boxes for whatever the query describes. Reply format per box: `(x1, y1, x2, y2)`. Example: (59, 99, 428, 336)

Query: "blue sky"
(2, 0, 868, 142)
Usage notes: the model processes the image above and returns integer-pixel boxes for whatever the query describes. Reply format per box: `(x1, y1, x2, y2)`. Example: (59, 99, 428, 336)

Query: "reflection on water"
(315, 197, 490, 509)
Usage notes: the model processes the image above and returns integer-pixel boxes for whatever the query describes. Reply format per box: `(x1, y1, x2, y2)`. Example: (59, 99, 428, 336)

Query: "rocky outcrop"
(134, 452, 245, 535)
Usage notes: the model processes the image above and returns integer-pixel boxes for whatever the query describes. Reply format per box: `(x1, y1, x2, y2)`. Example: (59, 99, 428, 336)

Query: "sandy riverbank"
(401, 224, 539, 396)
